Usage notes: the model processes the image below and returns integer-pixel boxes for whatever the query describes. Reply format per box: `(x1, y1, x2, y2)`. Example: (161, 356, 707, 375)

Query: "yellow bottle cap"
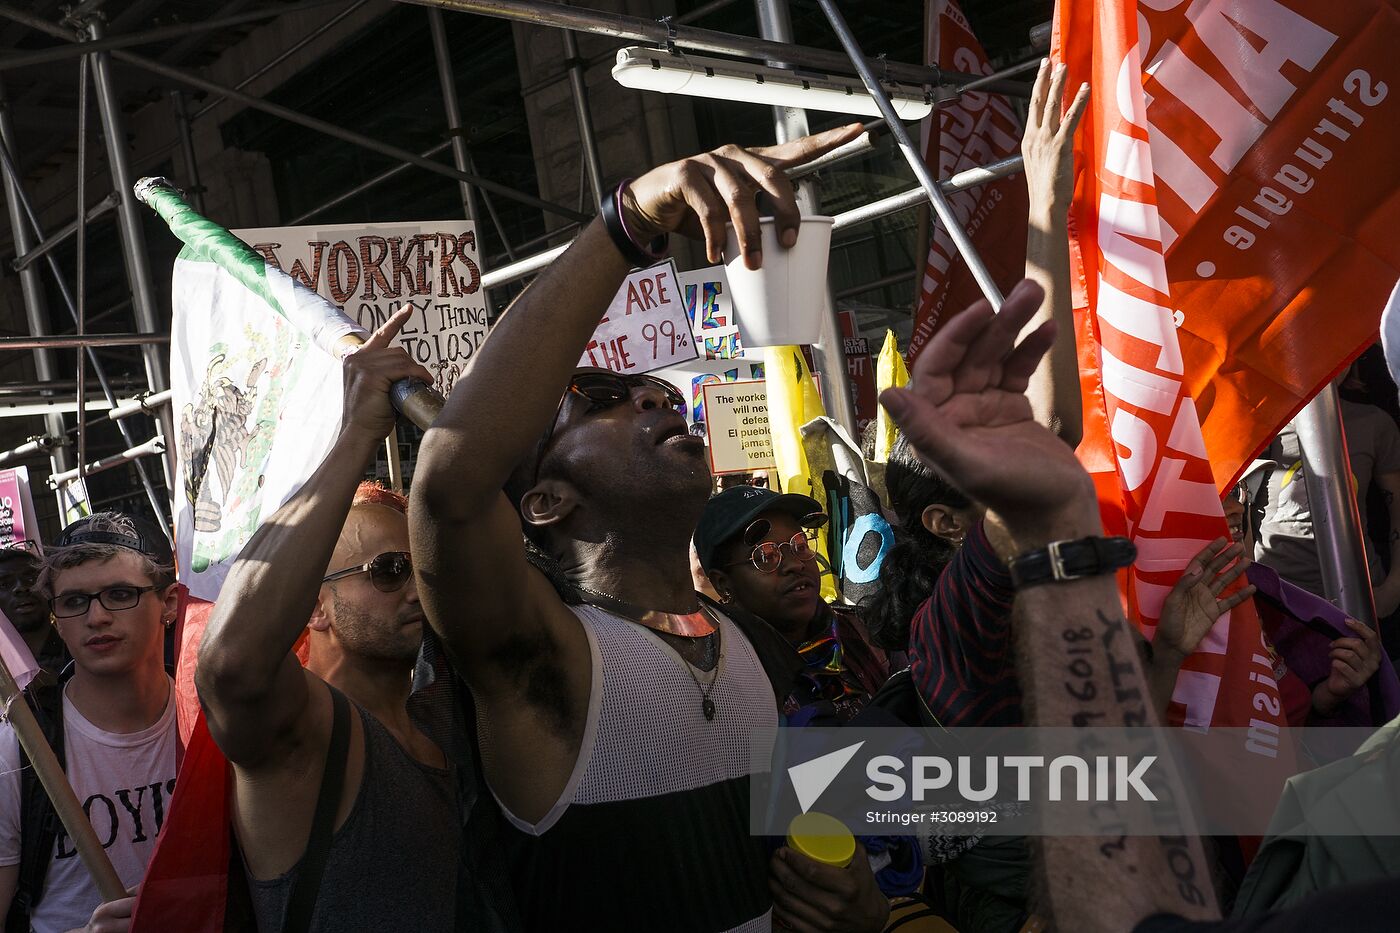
(786, 812, 855, 868)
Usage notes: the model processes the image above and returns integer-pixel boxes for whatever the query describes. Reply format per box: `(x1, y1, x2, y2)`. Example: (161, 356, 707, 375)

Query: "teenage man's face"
(709, 511, 823, 635)
(0, 552, 46, 633)
(320, 505, 423, 665)
(49, 551, 175, 677)
(540, 370, 710, 507)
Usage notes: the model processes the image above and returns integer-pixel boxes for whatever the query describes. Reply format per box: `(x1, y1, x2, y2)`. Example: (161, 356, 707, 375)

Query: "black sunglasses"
(532, 372, 687, 485)
(322, 551, 413, 592)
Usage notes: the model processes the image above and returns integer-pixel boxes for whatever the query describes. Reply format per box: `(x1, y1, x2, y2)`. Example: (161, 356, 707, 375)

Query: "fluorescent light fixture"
(612, 47, 933, 120)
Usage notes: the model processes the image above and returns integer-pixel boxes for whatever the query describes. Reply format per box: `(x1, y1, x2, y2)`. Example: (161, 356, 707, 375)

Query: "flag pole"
(0, 659, 127, 902)
(131, 178, 445, 432)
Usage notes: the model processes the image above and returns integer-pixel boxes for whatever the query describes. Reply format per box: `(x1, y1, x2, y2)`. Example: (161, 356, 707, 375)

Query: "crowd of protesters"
(0, 60, 1397, 933)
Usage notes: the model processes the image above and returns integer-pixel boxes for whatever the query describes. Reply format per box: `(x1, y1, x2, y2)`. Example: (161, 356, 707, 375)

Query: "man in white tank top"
(411, 131, 889, 932)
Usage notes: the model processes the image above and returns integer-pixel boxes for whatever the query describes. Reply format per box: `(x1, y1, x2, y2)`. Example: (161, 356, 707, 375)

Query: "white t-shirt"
(0, 678, 178, 933)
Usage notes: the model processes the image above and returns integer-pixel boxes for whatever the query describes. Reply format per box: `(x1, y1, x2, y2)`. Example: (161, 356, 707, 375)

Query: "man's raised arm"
(196, 308, 432, 767)
(409, 126, 863, 689)
(880, 280, 1220, 931)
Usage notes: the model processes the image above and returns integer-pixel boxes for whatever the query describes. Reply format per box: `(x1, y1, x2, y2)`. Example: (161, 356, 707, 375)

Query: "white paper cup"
(724, 215, 833, 347)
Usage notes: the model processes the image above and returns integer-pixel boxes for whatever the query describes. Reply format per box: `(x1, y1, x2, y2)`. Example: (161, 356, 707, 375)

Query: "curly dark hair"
(861, 435, 970, 650)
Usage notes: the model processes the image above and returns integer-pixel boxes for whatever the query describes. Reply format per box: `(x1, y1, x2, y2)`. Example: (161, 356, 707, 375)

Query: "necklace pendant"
(702, 698, 716, 721)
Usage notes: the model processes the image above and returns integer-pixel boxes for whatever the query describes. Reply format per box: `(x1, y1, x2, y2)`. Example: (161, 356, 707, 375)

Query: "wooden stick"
(0, 659, 127, 902)
(385, 432, 404, 494)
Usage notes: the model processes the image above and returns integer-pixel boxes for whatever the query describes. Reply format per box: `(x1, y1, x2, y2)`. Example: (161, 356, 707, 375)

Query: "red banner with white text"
(910, 0, 1028, 361)
(1052, 0, 1388, 739)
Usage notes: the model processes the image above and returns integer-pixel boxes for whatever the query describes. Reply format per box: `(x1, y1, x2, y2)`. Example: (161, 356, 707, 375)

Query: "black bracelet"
(600, 179, 669, 268)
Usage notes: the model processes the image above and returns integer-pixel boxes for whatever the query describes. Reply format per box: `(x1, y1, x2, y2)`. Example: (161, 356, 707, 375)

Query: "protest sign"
(234, 221, 486, 399)
(580, 259, 698, 375)
(703, 381, 776, 474)
(838, 309, 878, 435)
(654, 356, 768, 428)
(678, 265, 743, 360)
(0, 467, 39, 550)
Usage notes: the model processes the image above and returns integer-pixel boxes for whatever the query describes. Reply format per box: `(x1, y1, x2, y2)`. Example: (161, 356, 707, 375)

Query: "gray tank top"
(248, 703, 459, 932)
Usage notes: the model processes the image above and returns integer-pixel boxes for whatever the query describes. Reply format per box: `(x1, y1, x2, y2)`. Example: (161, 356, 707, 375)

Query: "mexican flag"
(139, 180, 367, 603)
(131, 180, 366, 933)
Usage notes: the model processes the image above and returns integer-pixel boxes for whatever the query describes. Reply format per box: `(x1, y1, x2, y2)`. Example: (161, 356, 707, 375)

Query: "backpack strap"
(7, 680, 67, 933)
(280, 686, 352, 933)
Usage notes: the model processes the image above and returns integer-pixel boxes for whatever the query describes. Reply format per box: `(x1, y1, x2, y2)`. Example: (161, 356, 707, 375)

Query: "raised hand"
(879, 279, 1099, 551)
(1156, 538, 1256, 660)
(1022, 60, 1090, 213)
(340, 303, 436, 443)
(621, 124, 864, 269)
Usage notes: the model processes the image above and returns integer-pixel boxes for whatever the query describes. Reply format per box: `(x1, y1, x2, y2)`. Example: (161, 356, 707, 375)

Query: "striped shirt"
(908, 522, 1023, 727)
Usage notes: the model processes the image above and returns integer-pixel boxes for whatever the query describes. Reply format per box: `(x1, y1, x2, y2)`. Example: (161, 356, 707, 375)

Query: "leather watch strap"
(1007, 536, 1136, 589)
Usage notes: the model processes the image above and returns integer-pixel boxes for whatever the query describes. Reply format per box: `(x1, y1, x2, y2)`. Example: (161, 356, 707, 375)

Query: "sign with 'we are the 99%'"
(579, 259, 698, 375)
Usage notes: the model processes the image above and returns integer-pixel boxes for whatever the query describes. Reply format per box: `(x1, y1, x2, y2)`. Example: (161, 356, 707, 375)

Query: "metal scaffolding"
(0, 0, 1051, 542)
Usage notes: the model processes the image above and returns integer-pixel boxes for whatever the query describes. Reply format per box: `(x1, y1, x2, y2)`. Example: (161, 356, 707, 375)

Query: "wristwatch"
(1008, 536, 1136, 589)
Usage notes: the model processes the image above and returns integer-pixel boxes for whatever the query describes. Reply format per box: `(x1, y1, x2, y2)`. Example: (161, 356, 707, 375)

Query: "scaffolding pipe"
(108, 389, 173, 422)
(0, 78, 72, 475)
(754, 0, 857, 437)
(1294, 383, 1378, 626)
(87, 17, 179, 491)
(562, 29, 605, 210)
(0, 436, 63, 467)
(396, 0, 1028, 94)
(830, 155, 1024, 231)
(170, 90, 204, 213)
(290, 140, 451, 224)
(478, 155, 1025, 293)
(817, 0, 1004, 310)
(0, 0, 346, 70)
(194, 0, 373, 122)
(427, 7, 517, 270)
(11, 192, 118, 271)
(0, 333, 170, 350)
(112, 48, 589, 222)
(936, 55, 1042, 101)
(48, 436, 166, 488)
(0, 399, 114, 419)
(0, 135, 172, 534)
(0, 6, 585, 226)
(427, 7, 481, 224)
(786, 122, 883, 180)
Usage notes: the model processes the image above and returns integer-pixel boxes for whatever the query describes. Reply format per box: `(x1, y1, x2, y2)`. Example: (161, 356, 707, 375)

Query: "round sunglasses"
(322, 551, 413, 592)
(722, 530, 819, 574)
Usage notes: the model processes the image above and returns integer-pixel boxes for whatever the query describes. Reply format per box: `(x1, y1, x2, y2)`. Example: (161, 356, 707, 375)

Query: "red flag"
(1053, 0, 1296, 740)
(910, 0, 1028, 361)
(130, 712, 230, 933)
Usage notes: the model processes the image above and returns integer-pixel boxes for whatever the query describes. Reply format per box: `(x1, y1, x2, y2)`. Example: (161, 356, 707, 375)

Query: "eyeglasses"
(532, 372, 687, 485)
(322, 551, 413, 592)
(723, 530, 819, 574)
(50, 584, 160, 619)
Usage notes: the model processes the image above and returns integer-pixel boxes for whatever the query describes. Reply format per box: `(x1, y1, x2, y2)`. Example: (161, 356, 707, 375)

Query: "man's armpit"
(490, 629, 577, 738)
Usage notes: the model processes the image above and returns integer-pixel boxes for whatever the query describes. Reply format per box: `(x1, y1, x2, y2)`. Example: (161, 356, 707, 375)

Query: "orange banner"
(910, 0, 1028, 361)
(1054, 0, 1307, 741)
